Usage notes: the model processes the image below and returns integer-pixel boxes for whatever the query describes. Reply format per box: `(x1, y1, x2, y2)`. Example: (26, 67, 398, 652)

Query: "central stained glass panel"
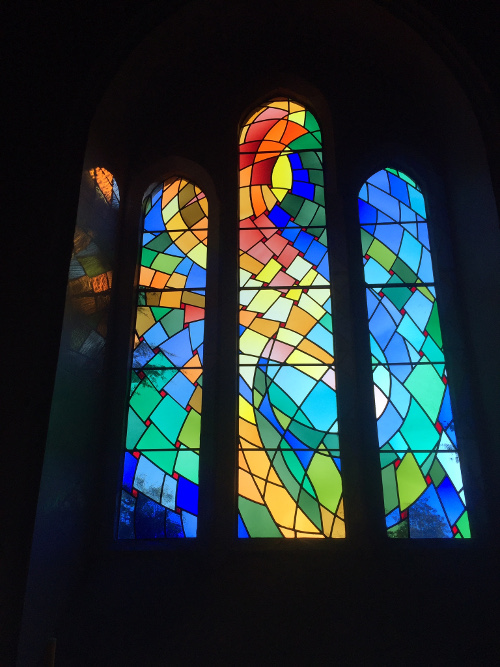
(238, 99, 344, 538)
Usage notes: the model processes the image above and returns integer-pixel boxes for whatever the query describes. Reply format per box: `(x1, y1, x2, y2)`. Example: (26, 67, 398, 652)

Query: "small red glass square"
(443, 375, 448, 384)
(426, 475, 432, 485)
(389, 269, 394, 275)
(132, 489, 138, 498)
(411, 286, 417, 293)
(160, 389, 167, 397)
(418, 350, 424, 357)
(436, 421, 443, 433)
(173, 472, 179, 479)
(186, 405, 191, 412)
(452, 525, 458, 535)
(145, 419, 151, 426)
(132, 451, 140, 459)
(175, 507, 181, 514)
(400, 308, 406, 315)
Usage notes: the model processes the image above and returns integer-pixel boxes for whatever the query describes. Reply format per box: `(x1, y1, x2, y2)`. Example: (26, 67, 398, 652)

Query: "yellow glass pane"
(298, 338, 334, 364)
(249, 317, 280, 338)
(286, 305, 316, 335)
(239, 470, 264, 503)
(247, 289, 280, 314)
(239, 396, 256, 424)
(136, 307, 156, 337)
(240, 328, 269, 357)
(166, 273, 186, 289)
(264, 483, 297, 529)
(139, 266, 154, 287)
(245, 449, 272, 480)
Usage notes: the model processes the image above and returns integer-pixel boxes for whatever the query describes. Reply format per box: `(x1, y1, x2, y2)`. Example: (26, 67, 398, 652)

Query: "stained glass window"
(238, 99, 344, 538)
(118, 177, 208, 539)
(359, 168, 470, 538)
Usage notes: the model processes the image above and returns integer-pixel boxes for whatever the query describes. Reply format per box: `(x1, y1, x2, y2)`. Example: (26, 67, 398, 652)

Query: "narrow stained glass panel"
(118, 177, 208, 539)
(359, 168, 470, 538)
(238, 98, 344, 538)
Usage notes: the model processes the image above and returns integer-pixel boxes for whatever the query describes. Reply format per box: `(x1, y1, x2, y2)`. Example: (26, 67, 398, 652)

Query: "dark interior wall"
(4, 1, 500, 665)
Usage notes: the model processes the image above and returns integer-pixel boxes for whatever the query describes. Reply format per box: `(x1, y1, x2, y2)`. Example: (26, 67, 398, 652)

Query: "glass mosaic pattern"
(238, 99, 343, 538)
(359, 168, 470, 538)
(118, 178, 208, 539)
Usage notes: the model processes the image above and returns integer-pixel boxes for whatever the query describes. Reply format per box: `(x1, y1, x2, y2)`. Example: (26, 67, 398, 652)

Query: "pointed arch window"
(359, 168, 470, 538)
(237, 99, 344, 538)
(118, 177, 209, 539)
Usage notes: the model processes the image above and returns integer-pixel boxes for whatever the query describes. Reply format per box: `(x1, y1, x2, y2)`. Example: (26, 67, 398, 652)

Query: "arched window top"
(142, 177, 208, 230)
(239, 97, 325, 233)
(358, 167, 427, 223)
(240, 98, 322, 153)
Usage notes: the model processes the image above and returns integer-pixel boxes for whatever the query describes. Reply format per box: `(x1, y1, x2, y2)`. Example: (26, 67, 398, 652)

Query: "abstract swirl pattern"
(238, 99, 344, 538)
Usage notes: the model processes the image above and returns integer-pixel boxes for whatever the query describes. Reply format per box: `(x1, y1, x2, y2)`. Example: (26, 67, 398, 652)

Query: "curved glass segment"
(238, 99, 343, 538)
(359, 168, 470, 538)
(118, 177, 208, 539)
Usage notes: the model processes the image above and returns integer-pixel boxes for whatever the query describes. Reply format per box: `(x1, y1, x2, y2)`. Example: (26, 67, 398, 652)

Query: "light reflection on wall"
(62, 167, 119, 373)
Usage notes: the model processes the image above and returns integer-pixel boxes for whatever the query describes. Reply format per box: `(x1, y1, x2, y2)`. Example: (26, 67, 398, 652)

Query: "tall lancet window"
(118, 177, 209, 539)
(359, 168, 470, 538)
(238, 99, 344, 538)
